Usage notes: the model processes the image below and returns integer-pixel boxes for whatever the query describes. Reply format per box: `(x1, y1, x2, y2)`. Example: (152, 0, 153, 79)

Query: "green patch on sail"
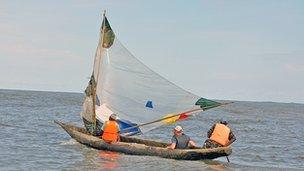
(102, 16, 115, 48)
(195, 98, 221, 110)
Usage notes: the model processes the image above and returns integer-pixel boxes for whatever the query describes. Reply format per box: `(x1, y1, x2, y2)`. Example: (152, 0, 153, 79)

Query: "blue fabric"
(117, 119, 141, 136)
(145, 100, 153, 108)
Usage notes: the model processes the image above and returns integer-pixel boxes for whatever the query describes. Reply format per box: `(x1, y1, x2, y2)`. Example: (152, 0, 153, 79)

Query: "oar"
(120, 102, 233, 133)
(225, 139, 236, 163)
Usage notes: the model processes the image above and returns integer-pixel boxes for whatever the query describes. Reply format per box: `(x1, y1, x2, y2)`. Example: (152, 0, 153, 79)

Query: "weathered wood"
(55, 120, 232, 160)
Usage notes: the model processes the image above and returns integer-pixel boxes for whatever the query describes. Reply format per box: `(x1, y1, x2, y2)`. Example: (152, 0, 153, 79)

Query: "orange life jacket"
(210, 123, 230, 146)
(102, 120, 119, 142)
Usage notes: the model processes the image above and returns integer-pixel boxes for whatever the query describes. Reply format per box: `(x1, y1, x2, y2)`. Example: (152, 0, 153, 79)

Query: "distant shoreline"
(1, 88, 303, 105)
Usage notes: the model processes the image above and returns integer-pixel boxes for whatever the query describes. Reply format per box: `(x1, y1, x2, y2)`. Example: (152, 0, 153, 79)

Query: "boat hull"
(55, 120, 232, 160)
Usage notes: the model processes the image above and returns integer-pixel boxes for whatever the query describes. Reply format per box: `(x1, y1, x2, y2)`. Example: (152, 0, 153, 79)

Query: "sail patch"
(145, 100, 153, 108)
(118, 119, 141, 136)
(195, 98, 221, 109)
(162, 113, 189, 124)
(102, 16, 115, 48)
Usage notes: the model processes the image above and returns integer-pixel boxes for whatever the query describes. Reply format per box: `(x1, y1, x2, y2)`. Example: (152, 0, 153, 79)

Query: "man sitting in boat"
(167, 125, 196, 149)
(203, 120, 236, 148)
(100, 114, 120, 143)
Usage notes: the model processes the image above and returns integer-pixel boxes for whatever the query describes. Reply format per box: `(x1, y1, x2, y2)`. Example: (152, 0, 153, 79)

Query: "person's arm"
(116, 122, 121, 133)
(188, 140, 196, 148)
(207, 124, 216, 138)
(167, 136, 177, 149)
(226, 131, 236, 146)
(167, 143, 176, 149)
(116, 122, 121, 141)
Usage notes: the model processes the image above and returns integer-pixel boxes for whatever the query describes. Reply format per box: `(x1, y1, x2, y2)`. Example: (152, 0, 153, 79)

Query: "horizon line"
(1, 88, 303, 105)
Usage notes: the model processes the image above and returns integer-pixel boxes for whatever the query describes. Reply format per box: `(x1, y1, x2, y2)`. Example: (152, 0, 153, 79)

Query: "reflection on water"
(98, 151, 120, 170)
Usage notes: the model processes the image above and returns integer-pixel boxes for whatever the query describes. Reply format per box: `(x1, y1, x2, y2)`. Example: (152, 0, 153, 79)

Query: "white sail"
(81, 14, 221, 135)
(97, 38, 200, 127)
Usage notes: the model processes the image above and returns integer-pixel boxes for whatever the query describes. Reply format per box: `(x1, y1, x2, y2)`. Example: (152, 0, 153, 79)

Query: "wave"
(59, 139, 79, 145)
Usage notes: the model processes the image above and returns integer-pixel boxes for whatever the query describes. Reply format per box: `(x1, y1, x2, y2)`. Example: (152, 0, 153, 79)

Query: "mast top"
(103, 10, 106, 17)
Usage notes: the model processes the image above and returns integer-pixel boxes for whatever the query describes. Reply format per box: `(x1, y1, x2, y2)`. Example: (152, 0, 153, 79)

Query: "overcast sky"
(0, 0, 303, 103)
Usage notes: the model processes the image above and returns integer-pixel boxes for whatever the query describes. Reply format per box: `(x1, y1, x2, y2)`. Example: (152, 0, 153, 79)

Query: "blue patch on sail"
(145, 100, 153, 108)
(118, 119, 141, 136)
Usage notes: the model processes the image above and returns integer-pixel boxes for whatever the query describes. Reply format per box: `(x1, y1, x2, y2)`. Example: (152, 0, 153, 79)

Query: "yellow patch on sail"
(162, 114, 179, 124)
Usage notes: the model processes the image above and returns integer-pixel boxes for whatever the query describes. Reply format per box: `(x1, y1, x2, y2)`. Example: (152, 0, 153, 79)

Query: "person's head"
(220, 120, 228, 125)
(109, 113, 118, 121)
(173, 125, 183, 136)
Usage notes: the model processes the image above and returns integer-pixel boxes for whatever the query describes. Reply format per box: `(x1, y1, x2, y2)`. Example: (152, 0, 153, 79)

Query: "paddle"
(120, 102, 233, 133)
(225, 139, 236, 163)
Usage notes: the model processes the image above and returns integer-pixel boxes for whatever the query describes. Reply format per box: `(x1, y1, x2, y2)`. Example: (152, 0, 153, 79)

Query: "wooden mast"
(92, 10, 106, 134)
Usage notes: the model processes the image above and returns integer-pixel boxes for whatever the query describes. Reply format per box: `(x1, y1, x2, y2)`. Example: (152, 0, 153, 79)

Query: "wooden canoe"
(55, 120, 232, 160)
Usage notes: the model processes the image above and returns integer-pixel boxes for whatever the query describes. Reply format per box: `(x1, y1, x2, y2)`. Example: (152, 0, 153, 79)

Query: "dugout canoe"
(55, 120, 232, 160)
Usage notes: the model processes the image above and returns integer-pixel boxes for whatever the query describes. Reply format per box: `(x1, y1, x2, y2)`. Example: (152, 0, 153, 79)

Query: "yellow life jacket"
(210, 123, 230, 146)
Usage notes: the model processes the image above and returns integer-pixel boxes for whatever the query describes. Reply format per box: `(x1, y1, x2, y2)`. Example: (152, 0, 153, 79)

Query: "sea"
(0, 89, 303, 171)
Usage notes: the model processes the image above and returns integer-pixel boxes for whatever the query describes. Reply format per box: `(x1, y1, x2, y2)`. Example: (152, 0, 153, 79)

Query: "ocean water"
(0, 89, 303, 171)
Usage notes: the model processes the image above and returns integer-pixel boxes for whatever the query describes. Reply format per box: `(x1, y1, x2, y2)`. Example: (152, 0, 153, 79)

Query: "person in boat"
(167, 125, 196, 149)
(203, 120, 236, 148)
(100, 114, 120, 143)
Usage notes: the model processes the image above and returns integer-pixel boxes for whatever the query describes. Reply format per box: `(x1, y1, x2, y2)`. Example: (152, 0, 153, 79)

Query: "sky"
(0, 0, 303, 103)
